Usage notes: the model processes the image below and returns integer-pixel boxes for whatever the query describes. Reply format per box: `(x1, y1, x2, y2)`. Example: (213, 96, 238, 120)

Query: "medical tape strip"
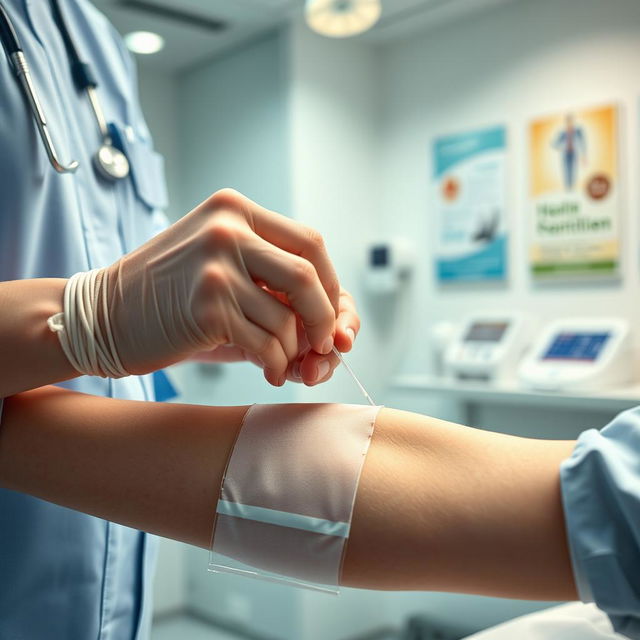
(210, 403, 382, 589)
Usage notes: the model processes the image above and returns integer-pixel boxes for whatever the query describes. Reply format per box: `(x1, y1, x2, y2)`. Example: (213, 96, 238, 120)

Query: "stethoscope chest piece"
(94, 144, 129, 181)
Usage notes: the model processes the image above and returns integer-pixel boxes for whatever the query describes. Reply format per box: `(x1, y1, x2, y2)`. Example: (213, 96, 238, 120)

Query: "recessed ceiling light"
(124, 31, 165, 55)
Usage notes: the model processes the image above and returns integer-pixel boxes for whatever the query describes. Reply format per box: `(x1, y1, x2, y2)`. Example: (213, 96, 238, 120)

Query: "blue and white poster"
(433, 126, 508, 283)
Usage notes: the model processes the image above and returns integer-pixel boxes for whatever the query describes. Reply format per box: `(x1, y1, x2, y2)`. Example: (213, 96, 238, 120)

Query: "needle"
(332, 346, 376, 406)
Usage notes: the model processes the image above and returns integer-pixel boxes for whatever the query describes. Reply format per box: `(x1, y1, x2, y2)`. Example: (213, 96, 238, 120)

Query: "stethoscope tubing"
(0, 1, 20, 55)
(0, 0, 128, 179)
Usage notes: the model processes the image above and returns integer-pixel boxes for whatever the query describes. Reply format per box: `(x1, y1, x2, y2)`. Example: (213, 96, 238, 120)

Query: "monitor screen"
(464, 322, 509, 343)
(542, 332, 610, 361)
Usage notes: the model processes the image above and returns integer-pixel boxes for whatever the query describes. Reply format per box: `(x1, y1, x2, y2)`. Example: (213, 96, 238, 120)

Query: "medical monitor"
(519, 318, 632, 392)
(464, 321, 509, 343)
(542, 332, 611, 362)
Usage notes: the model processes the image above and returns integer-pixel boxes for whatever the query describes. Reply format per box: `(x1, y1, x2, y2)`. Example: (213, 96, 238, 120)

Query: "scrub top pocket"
(110, 121, 168, 212)
(109, 121, 171, 253)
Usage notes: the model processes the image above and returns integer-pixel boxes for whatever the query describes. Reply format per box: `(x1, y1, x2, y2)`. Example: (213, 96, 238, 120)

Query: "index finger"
(239, 196, 341, 316)
(242, 238, 336, 355)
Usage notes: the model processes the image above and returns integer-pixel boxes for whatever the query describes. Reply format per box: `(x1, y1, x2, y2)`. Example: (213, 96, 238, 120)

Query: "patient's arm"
(0, 386, 577, 601)
(343, 409, 576, 599)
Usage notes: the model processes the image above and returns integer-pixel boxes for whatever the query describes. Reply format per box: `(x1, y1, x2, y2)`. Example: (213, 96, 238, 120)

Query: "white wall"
(137, 68, 180, 222)
(176, 31, 292, 216)
(377, 0, 640, 631)
(380, 0, 640, 432)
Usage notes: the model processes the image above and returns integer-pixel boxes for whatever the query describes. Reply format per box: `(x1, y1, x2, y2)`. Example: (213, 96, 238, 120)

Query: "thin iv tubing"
(332, 346, 376, 406)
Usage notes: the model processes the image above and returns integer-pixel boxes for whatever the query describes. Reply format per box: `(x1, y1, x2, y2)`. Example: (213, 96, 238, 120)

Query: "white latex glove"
(194, 287, 361, 386)
(104, 189, 341, 386)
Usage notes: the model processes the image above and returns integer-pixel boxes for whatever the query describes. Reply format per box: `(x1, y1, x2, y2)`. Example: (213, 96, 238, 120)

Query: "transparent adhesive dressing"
(209, 352, 380, 593)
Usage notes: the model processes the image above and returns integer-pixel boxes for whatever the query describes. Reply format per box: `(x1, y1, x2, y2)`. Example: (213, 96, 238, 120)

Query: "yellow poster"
(529, 105, 620, 279)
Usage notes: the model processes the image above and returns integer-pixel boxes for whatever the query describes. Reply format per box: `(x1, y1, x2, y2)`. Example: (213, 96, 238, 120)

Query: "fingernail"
(278, 374, 286, 387)
(316, 360, 331, 381)
(291, 361, 301, 380)
(321, 336, 334, 355)
(346, 327, 355, 344)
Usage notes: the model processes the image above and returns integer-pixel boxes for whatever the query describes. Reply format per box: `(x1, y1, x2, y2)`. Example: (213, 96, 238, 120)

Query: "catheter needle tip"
(332, 346, 376, 406)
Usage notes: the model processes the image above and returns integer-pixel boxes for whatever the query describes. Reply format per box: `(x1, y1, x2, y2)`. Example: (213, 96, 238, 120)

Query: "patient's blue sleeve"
(560, 407, 640, 639)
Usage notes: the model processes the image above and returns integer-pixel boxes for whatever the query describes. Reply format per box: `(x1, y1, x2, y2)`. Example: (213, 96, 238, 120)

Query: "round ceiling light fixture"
(305, 0, 382, 38)
(124, 31, 165, 55)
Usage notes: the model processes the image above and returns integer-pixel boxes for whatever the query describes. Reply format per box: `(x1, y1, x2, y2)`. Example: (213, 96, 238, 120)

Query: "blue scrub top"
(561, 407, 640, 640)
(0, 1, 169, 638)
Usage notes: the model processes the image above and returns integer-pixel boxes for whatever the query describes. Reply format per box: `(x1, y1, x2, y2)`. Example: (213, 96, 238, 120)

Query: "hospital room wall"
(379, 0, 640, 433)
(137, 69, 179, 224)
(360, 0, 640, 629)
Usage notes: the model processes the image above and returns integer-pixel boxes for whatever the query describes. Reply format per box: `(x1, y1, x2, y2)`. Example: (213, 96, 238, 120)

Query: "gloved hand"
(104, 189, 342, 386)
(194, 287, 361, 386)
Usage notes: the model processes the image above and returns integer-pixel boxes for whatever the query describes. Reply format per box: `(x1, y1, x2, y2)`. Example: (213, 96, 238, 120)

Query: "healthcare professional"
(0, 0, 359, 638)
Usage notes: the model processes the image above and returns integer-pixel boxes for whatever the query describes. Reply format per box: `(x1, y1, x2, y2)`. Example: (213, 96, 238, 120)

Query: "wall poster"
(528, 104, 620, 280)
(433, 125, 508, 283)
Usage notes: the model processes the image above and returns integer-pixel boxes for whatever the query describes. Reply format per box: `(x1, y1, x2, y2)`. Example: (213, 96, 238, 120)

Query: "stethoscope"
(0, 0, 129, 180)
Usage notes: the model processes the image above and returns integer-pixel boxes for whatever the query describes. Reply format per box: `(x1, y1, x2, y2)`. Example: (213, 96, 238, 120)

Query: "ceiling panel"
(363, 0, 520, 42)
(92, 0, 521, 73)
(92, 0, 300, 72)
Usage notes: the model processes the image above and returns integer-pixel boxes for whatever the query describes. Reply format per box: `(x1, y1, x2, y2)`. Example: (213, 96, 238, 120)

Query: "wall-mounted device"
(364, 238, 413, 294)
(518, 317, 634, 392)
(444, 313, 532, 383)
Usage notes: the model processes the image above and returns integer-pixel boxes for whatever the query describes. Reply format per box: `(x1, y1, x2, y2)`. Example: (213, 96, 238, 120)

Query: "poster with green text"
(528, 104, 620, 280)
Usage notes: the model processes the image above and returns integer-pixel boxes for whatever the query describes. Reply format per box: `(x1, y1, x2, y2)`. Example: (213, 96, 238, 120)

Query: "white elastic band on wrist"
(47, 269, 129, 378)
(209, 402, 382, 593)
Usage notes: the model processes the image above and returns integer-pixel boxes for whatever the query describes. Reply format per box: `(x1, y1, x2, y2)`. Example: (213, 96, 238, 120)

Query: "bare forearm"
(343, 409, 577, 600)
(0, 386, 243, 547)
(0, 388, 577, 600)
(0, 279, 77, 396)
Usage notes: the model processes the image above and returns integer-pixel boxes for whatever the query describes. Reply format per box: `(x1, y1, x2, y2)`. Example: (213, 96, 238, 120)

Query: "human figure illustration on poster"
(552, 114, 587, 190)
